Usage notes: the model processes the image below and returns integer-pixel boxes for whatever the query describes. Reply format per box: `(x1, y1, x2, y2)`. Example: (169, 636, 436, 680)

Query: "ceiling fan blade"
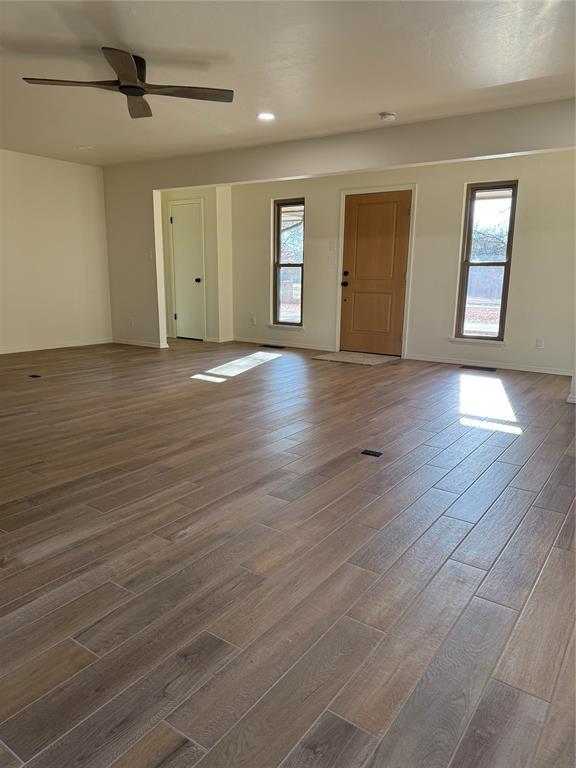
(133, 54, 146, 83)
(102, 47, 139, 84)
(127, 95, 152, 119)
(23, 78, 118, 91)
(143, 84, 234, 102)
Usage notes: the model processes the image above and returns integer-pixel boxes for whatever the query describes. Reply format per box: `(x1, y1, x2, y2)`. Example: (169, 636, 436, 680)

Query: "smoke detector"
(378, 111, 397, 122)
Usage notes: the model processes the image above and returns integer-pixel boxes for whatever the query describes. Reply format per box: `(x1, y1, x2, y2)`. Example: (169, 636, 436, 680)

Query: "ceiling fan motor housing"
(118, 84, 146, 97)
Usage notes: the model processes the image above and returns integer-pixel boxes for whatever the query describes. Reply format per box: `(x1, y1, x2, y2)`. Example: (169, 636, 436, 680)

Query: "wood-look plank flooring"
(0, 339, 573, 767)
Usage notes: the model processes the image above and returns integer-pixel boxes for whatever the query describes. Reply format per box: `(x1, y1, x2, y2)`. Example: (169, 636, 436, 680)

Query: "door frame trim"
(335, 184, 417, 356)
(168, 198, 208, 341)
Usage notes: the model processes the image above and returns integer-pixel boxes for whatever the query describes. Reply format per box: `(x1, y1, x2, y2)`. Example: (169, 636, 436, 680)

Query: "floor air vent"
(260, 345, 285, 350)
(361, 449, 383, 457)
(460, 365, 497, 372)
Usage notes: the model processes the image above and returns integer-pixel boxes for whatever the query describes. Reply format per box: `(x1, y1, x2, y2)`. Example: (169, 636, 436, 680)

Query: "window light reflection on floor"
(190, 373, 227, 383)
(458, 373, 522, 433)
(191, 351, 282, 384)
(206, 351, 281, 377)
(458, 373, 517, 422)
(459, 417, 522, 435)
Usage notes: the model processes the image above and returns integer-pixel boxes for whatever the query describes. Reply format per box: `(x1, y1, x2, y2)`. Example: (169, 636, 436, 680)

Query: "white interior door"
(170, 200, 206, 340)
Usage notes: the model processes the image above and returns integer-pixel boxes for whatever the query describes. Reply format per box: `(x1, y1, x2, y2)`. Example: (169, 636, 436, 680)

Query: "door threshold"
(339, 350, 401, 357)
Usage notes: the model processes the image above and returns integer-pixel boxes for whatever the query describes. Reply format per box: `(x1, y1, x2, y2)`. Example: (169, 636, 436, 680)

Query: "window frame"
(273, 197, 305, 327)
(455, 180, 518, 341)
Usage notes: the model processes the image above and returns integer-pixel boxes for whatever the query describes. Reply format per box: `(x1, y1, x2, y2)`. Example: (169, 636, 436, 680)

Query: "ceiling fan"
(23, 46, 234, 118)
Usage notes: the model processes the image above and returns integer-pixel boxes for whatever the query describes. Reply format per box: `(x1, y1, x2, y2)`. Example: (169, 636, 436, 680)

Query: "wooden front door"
(340, 190, 411, 355)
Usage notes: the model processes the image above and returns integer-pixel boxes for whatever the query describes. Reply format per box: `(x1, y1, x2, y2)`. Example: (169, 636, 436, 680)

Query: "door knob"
(341, 281, 349, 287)
(195, 277, 202, 283)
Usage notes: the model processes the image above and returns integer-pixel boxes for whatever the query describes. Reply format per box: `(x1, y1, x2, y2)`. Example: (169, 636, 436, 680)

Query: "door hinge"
(170, 216, 173, 223)
(174, 313, 177, 320)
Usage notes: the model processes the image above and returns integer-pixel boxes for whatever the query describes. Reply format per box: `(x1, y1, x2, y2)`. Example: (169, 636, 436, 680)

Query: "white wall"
(231, 151, 574, 374)
(104, 100, 574, 347)
(0, 149, 112, 353)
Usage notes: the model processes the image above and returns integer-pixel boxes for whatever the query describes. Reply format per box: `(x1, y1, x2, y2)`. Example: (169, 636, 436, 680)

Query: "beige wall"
(104, 100, 574, 347)
(231, 151, 574, 373)
(0, 149, 111, 353)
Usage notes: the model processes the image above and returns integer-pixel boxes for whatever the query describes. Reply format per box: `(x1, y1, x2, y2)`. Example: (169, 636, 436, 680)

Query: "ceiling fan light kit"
(23, 47, 234, 119)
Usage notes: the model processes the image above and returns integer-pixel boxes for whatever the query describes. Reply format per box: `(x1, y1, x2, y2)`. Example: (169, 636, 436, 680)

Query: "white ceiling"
(0, 1, 573, 166)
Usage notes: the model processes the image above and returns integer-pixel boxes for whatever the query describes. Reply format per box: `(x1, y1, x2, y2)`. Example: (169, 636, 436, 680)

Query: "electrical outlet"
(250, 315, 257, 326)
(129, 317, 135, 329)
(535, 337, 544, 350)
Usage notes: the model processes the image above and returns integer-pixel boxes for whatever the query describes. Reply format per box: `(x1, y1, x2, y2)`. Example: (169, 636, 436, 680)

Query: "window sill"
(448, 337, 506, 348)
(268, 324, 305, 331)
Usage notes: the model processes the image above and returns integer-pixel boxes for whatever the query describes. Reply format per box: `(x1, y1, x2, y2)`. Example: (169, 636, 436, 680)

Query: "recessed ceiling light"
(75, 145, 95, 150)
(378, 111, 397, 122)
(258, 112, 275, 121)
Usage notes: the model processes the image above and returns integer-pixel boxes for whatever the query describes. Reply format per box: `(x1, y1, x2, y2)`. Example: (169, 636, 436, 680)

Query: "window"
(273, 199, 305, 325)
(456, 181, 518, 340)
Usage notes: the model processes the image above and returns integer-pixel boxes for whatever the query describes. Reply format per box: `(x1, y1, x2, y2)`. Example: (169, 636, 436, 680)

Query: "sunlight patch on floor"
(459, 417, 522, 435)
(191, 351, 282, 384)
(206, 352, 281, 377)
(191, 373, 227, 383)
(459, 373, 517, 422)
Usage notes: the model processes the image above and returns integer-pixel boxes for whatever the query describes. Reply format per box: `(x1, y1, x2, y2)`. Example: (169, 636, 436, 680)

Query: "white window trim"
(448, 336, 506, 348)
(268, 323, 305, 331)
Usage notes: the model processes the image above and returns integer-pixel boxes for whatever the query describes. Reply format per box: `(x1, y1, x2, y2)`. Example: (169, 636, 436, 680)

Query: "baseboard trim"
(404, 353, 572, 376)
(2, 337, 569, 379)
(0, 338, 114, 355)
(233, 335, 335, 352)
(113, 338, 169, 349)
